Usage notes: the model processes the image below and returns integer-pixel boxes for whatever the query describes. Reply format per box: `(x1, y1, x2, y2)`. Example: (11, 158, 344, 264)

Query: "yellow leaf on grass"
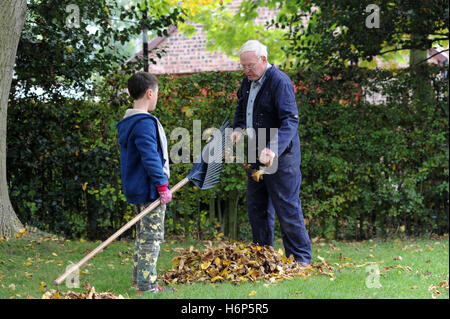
(53, 291, 63, 299)
(248, 290, 257, 296)
(16, 228, 27, 238)
(24, 262, 32, 267)
(211, 276, 223, 283)
(52, 253, 58, 257)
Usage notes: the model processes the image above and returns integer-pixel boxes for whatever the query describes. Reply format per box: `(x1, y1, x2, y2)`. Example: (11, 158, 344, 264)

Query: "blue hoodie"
(116, 112, 168, 204)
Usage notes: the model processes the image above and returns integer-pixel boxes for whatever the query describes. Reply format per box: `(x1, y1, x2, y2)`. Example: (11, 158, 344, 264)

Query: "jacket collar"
(245, 64, 276, 86)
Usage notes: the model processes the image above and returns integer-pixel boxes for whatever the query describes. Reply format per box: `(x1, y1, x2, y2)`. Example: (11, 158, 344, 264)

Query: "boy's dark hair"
(127, 72, 159, 100)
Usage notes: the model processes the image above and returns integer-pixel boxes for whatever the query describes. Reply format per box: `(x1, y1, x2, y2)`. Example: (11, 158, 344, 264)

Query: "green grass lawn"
(0, 229, 448, 299)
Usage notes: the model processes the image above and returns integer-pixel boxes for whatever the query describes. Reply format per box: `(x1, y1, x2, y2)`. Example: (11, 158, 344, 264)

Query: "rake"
(54, 120, 229, 285)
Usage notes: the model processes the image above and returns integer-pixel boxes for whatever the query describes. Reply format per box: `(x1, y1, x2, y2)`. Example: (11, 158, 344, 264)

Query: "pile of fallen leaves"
(42, 282, 123, 299)
(428, 275, 449, 299)
(163, 242, 334, 285)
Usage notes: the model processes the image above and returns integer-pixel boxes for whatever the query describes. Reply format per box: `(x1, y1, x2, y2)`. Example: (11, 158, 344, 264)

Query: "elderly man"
(231, 40, 311, 265)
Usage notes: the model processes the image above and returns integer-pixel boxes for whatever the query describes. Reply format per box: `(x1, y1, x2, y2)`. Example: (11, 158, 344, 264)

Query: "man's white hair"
(238, 40, 268, 59)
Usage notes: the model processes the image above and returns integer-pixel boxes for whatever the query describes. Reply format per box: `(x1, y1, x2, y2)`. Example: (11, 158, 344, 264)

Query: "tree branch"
(379, 47, 414, 55)
(430, 38, 450, 42)
(411, 49, 449, 67)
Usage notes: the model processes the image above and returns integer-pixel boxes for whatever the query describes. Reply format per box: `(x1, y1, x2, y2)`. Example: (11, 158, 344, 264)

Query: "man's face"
(240, 51, 267, 82)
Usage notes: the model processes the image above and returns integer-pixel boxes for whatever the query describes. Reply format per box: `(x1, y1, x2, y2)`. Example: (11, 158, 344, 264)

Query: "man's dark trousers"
(246, 136, 311, 264)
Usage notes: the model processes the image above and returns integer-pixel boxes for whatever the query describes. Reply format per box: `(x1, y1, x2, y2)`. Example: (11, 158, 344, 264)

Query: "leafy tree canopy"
(279, 0, 449, 69)
(178, 0, 449, 69)
(13, 0, 182, 100)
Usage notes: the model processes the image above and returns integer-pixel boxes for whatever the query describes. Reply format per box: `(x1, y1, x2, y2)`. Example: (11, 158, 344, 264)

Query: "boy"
(116, 72, 172, 294)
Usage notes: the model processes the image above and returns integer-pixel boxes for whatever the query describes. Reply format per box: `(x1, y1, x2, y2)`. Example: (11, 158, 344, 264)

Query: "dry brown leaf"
(251, 169, 265, 182)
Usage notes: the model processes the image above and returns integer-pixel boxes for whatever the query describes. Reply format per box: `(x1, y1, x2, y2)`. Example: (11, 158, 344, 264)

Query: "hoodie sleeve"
(133, 118, 168, 187)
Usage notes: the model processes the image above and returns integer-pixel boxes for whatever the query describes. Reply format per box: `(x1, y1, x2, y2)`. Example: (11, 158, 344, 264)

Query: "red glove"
(156, 183, 172, 204)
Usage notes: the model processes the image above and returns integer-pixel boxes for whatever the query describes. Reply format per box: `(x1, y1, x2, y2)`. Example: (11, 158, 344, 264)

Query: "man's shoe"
(297, 261, 310, 268)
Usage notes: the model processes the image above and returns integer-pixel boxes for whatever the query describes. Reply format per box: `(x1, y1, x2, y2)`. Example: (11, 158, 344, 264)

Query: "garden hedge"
(7, 65, 448, 240)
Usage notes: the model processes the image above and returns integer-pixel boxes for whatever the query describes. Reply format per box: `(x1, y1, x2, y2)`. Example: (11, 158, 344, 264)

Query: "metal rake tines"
(202, 164, 222, 189)
(199, 120, 229, 189)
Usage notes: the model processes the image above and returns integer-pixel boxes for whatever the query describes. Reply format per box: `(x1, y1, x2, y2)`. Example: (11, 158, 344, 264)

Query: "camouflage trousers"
(132, 203, 166, 291)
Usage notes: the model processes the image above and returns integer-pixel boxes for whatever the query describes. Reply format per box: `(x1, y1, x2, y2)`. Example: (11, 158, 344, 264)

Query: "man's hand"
(230, 130, 243, 144)
(259, 148, 275, 167)
(156, 183, 172, 204)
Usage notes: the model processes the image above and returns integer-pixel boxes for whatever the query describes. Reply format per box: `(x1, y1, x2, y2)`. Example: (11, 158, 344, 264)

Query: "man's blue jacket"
(233, 66, 300, 161)
(116, 113, 168, 204)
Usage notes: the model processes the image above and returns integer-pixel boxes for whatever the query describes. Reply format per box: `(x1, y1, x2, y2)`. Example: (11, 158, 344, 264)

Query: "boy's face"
(146, 85, 159, 111)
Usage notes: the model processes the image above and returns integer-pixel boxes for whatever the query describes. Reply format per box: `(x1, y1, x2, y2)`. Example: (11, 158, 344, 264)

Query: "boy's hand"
(159, 190, 172, 204)
(156, 183, 172, 204)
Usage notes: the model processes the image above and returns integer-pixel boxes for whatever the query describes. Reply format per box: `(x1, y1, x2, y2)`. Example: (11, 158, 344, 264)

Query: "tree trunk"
(217, 197, 223, 234)
(409, 49, 427, 68)
(209, 196, 215, 235)
(227, 190, 239, 240)
(0, 0, 27, 238)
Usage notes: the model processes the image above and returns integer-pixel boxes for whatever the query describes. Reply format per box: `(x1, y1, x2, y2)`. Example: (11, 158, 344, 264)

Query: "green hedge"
(7, 97, 129, 239)
(294, 66, 448, 239)
(7, 66, 449, 240)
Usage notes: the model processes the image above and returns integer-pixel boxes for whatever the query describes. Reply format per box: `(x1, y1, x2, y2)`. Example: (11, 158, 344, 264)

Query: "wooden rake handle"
(53, 177, 190, 286)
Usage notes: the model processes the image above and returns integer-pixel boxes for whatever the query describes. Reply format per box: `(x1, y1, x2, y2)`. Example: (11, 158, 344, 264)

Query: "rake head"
(187, 120, 229, 190)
